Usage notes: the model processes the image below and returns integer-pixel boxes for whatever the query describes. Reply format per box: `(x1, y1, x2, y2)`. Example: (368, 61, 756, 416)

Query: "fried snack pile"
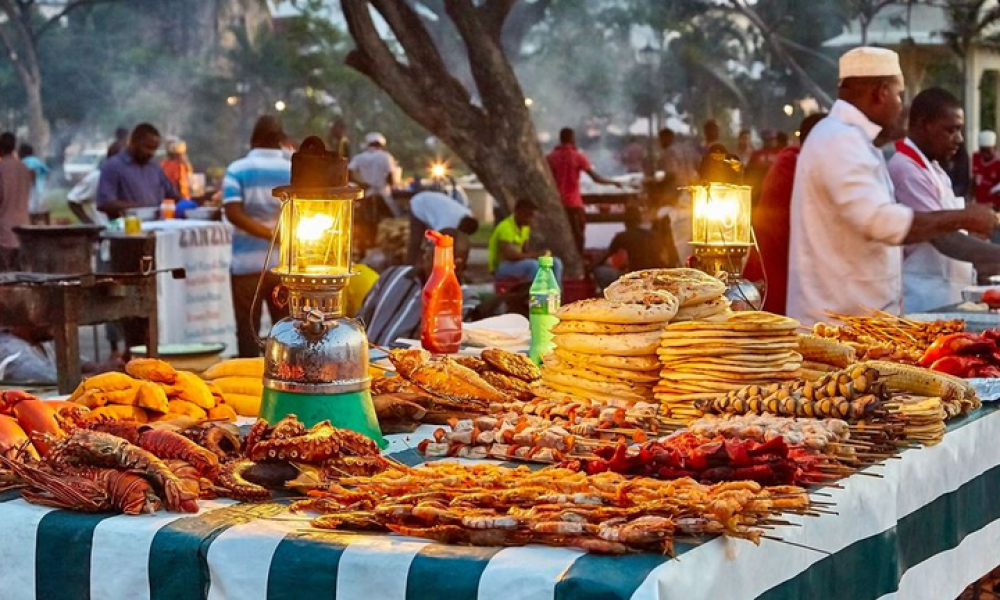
(69, 359, 237, 424)
(371, 349, 534, 418)
(293, 461, 812, 554)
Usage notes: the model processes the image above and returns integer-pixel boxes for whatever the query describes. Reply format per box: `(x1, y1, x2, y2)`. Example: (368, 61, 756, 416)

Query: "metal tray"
(905, 312, 1000, 333)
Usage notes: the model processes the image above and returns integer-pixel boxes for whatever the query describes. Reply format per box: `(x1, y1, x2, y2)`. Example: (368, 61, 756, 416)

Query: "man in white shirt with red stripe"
(787, 47, 996, 324)
(887, 87, 1000, 312)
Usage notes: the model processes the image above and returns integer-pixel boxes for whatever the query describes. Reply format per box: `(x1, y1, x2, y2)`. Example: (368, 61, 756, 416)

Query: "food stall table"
(0, 274, 157, 394)
(2, 406, 999, 599)
(141, 220, 238, 355)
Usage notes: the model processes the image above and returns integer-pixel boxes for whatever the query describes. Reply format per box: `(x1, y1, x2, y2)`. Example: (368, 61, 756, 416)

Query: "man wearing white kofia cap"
(786, 47, 995, 324)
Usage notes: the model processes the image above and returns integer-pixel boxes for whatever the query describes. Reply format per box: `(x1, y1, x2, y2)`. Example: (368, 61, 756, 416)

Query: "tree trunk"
(341, 0, 583, 277)
(0, 0, 51, 157)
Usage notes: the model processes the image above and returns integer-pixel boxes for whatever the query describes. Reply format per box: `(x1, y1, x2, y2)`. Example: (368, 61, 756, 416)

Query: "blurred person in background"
(744, 113, 827, 314)
(973, 130, 1000, 208)
(222, 115, 291, 357)
(328, 118, 351, 159)
(97, 123, 178, 219)
(349, 132, 400, 256)
(67, 147, 114, 225)
(18, 144, 49, 224)
(700, 119, 721, 157)
(944, 141, 971, 200)
(619, 137, 646, 173)
(547, 127, 623, 254)
(592, 206, 673, 288)
(407, 189, 479, 263)
(736, 129, 754, 166)
(652, 127, 698, 266)
(160, 139, 192, 201)
(0, 132, 32, 271)
(107, 126, 128, 157)
(489, 200, 564, 284)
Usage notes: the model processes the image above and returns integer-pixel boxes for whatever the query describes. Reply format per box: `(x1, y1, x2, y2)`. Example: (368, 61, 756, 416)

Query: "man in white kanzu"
(786, 47, 996, 325)
(888, 88, 1000, 312)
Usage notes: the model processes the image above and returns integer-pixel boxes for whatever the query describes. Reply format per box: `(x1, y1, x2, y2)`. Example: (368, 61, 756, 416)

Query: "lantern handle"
(249, 197, 289, 351)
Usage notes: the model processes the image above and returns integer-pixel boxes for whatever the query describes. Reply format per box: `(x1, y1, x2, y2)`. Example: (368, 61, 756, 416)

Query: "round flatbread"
(665, 311, 800, 332)
(605, 268, 726, 307)
(662, 362, 801, 375)
(550, 320, 664, 335)
(656, 345, 796, 357)
(556, 297, 678, 324)
(672, 297, 731, 321)
(658, 339, 798, 351)
(554, 331, 663, 356)
(543, 356, 661, 383)
(543, 380, 649, 403)
(658, 351, 802, 365)
(543, 370, 652, 397)
(553, 348, 661, 372)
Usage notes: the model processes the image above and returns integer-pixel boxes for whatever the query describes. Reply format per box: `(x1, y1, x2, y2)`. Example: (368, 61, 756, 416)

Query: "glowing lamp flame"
(430, 163, 447, 178)
(296, 214, 335, 242)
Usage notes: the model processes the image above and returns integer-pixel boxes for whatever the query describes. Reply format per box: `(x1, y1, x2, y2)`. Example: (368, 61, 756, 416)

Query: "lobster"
(0, 456, 160, 515)
(47, 429, 199, 513)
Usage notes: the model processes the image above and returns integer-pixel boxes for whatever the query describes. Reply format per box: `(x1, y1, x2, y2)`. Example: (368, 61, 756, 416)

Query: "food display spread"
(1, 267, 999, 598)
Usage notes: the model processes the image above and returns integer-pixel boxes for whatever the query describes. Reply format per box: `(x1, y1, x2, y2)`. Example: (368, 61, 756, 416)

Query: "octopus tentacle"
(218, 459, 270, 501)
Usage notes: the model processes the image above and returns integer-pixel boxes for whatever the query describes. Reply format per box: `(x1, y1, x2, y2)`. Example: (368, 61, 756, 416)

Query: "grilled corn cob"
(861, 361, 965, 405)
(798, 334, 857, 368)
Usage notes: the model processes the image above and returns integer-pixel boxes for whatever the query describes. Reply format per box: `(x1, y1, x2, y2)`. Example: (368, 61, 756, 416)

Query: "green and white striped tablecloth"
(2, 405, 1000, 600)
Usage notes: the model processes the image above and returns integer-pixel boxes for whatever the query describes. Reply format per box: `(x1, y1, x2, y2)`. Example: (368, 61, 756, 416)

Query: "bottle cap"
(425, 230, 454, 248)
(539, 255, 553, 267)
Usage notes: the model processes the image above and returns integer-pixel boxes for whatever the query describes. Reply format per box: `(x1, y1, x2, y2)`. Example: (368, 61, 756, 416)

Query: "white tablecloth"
(143, 220, 237, 355)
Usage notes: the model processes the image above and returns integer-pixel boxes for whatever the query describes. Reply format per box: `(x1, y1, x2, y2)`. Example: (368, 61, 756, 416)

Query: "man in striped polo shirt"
(222, 115, 292, 357)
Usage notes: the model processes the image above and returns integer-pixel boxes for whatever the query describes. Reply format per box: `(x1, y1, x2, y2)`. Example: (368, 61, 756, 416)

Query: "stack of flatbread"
(537, 297, 677, 403)
(655, 312, 803, 420)
(605, 268, 732, 323)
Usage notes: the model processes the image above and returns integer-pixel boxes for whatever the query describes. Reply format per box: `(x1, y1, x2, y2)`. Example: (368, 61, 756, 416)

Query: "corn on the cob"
(798, 334, 857, 368)
(212, 376, 263, 397)
(202, 358, 265, 380)
(861, 361, 965, 405)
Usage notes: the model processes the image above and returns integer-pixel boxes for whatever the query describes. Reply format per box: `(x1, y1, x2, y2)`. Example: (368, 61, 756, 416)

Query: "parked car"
(63, 150, 105, 183)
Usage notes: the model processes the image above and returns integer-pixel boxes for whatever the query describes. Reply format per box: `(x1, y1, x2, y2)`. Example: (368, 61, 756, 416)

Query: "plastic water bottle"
(528, 255, 561, 364)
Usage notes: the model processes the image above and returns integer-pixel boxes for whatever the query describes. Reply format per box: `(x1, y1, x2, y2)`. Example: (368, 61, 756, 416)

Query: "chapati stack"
(537, 297, 677, 403)
(605, 267, 733, 323)
(655, 312, 803, 420)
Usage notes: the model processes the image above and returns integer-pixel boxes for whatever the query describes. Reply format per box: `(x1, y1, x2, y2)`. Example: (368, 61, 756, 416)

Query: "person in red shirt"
(546, 127, 623, 253)
(972, 130, 1000, 207)
(744, 113, 826, 315)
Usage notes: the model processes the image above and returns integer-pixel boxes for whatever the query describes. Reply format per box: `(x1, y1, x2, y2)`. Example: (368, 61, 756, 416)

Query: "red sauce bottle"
(421, 230, 463, 354)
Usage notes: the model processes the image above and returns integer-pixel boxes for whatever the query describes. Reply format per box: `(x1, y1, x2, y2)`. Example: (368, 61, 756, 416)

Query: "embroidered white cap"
(365, 132, 387, 146)
(979, 130, 997, 148)
(839, 47, 902, 81)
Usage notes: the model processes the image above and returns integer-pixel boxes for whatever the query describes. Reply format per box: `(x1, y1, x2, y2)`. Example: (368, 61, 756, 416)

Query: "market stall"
(0, 405, 997, 600)
(142, 220, 238, 355)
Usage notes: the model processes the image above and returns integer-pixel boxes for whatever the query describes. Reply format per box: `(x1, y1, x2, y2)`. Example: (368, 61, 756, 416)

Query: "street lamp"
(783, 104, 794, 117)
(275, 100, 287, 112)
(636, 42, 660, 171)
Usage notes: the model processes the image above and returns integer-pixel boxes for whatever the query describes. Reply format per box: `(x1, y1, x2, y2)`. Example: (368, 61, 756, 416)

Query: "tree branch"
(480, 0, 517, 37)
(727, 0, 834, 108)
(33, 0, 121, 42)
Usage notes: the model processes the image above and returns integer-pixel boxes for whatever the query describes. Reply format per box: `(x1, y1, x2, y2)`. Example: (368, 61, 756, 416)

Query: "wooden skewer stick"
(761, 535, 832, 555)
